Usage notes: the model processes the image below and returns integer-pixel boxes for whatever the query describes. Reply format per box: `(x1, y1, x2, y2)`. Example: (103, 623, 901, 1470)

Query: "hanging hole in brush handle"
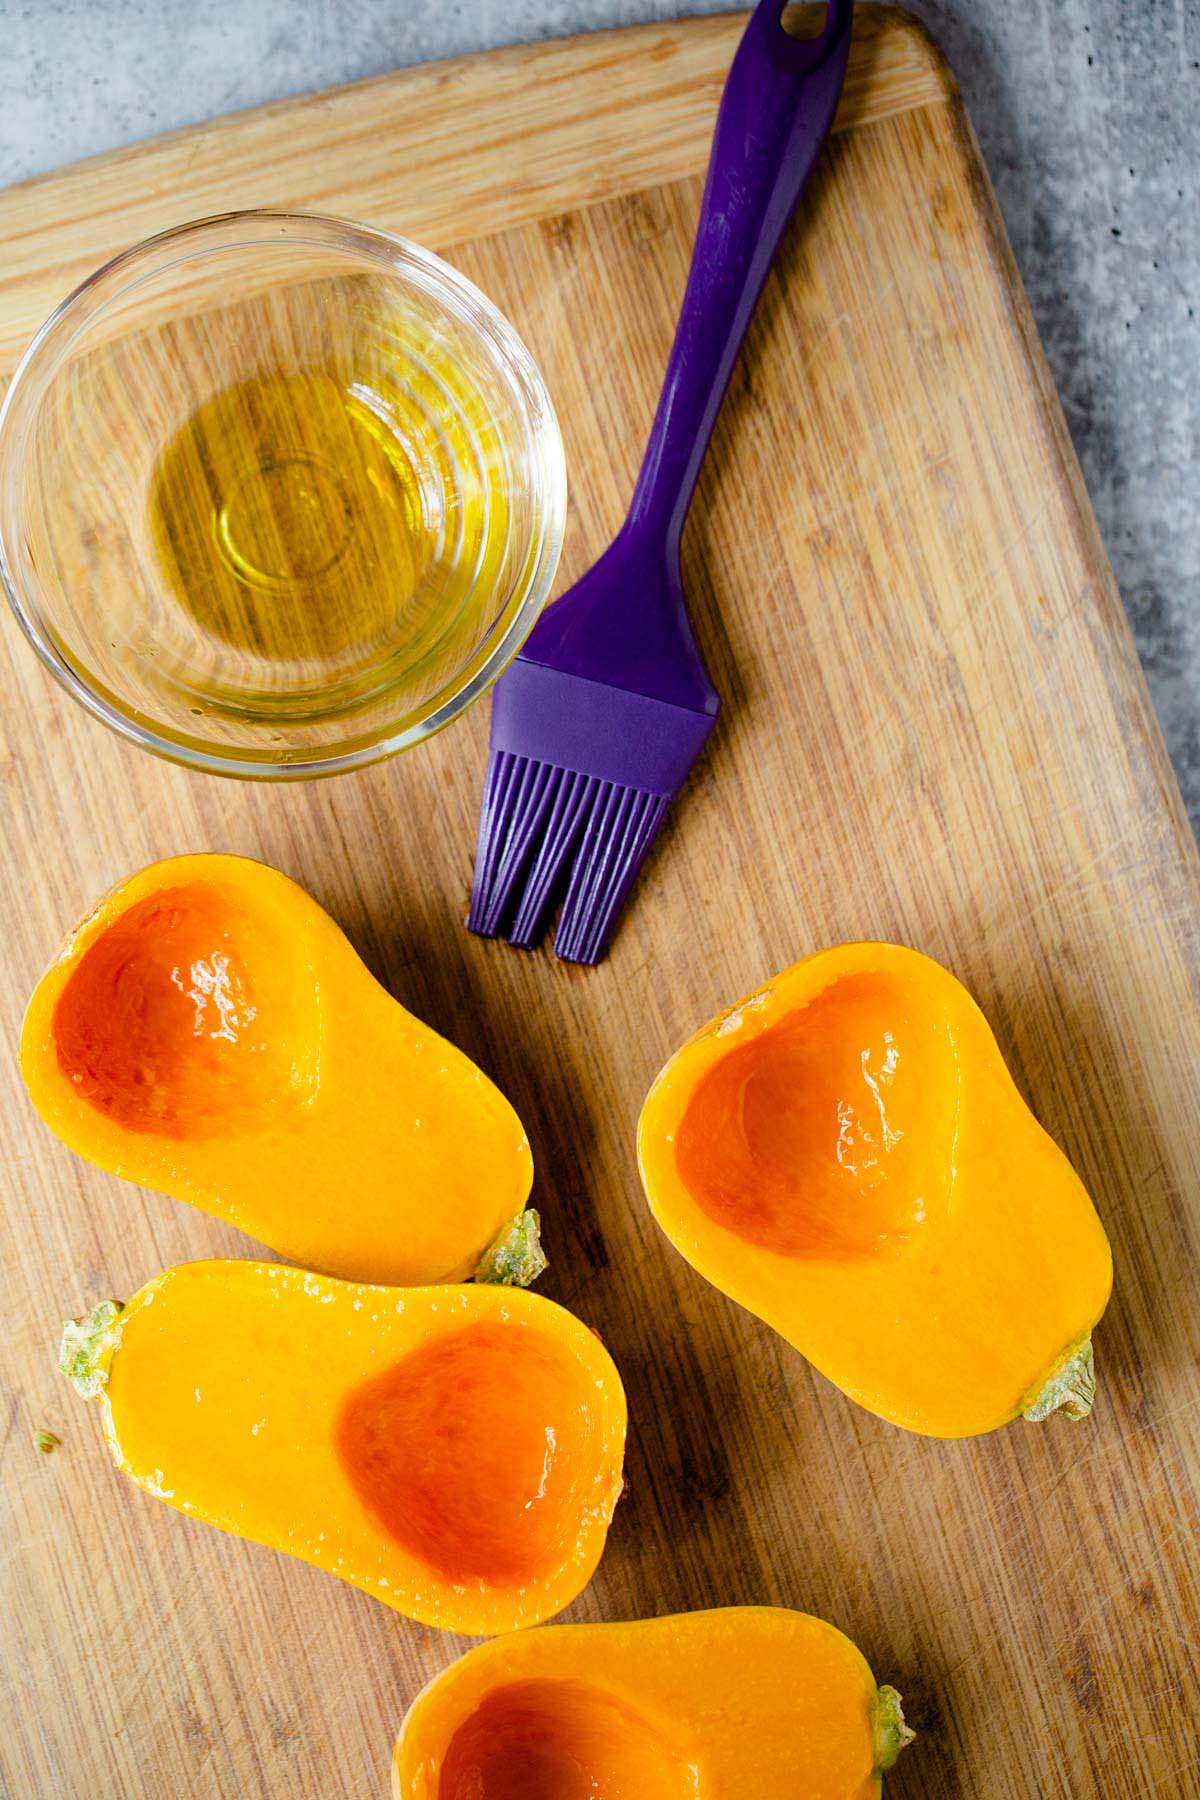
(625, 0, 854, 550)
(781, 0, 851, 49)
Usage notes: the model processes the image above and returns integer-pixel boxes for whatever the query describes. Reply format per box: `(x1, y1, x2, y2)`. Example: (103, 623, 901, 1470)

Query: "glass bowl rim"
(0, 207, 567, 780)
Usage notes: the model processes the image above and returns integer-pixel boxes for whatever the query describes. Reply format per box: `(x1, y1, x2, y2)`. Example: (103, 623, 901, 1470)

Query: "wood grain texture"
(2, 10, 1199, 1798)
(0, 8, 948, 381)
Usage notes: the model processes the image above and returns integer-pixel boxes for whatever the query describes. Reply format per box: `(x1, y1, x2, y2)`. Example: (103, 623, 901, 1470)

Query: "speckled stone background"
(1, 0, 1197, 829)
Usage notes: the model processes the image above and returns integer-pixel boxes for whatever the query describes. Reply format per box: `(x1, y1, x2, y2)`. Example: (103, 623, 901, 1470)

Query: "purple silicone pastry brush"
(467, 0, 853, 963)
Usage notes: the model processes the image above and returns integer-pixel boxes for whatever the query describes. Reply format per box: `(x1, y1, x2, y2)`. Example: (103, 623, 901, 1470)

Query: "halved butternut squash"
(393, 1606, 913, 1797)
(638, 943, 1113, 1437)
(60, 1261, 626, 1635)
(21, 854, 535, 1285)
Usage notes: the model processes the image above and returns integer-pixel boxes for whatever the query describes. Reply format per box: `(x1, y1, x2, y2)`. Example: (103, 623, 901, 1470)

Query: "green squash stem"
(1023, 1339, 1096, 1423)
(474, 1209, 548, 1288)
(871, 1685, 915, 1771)
(59, 1300, 125, 1399)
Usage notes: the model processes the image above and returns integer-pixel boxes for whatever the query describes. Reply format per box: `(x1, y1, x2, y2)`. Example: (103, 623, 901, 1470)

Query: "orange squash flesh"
(60, 1261, 626, 1635)
(638, 943, 1113, 1438)
(49, 880, 303, 1138)
(336, 1324, 595, 1588)
(674, 971, 948, 1258)
(22, 855, 534, 1285)
(393, 1607, 913, 1798)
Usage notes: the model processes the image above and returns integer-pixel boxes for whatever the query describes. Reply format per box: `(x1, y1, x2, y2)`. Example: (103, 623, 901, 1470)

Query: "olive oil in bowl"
(150, 370, 433, 671)
(0, 214, 564, 774)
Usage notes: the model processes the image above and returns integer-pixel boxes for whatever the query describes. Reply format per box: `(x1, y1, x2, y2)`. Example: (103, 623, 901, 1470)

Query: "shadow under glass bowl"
(0, 210, 566, 778)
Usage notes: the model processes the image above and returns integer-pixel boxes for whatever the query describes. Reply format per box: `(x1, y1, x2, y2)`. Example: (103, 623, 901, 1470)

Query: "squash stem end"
(474, 1209, 548, 1288)
(59, 1300, 124, 1399)
(1023, 1338, 1096, 1423)
(871, 1684, 915, 1771)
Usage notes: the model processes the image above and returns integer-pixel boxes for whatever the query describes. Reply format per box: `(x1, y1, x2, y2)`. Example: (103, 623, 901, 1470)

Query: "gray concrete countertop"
(2, 0, 1197, 831)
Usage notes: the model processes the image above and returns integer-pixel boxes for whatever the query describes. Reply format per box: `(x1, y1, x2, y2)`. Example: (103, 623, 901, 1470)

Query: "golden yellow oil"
(149, 369, 437, 670)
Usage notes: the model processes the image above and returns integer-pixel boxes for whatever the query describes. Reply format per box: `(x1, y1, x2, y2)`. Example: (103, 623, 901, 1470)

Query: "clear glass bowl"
(0, 211, 566, 777)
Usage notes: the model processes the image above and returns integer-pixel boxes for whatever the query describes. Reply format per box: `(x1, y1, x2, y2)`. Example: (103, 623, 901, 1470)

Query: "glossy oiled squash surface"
(638, 943, 1113, 1437)
(22, 855, 533, 1284)
(62, 1260, 626, 1635)
(393, 1606, 912, 1798)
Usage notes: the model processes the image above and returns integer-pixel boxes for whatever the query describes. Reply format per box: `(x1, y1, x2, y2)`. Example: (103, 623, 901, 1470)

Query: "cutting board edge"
(937, 98, 1200, 881)
(0, 9, 956, 378)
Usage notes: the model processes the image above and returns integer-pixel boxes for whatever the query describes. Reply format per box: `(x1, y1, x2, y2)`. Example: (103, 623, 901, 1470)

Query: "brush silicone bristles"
(467, 656, 714, 964)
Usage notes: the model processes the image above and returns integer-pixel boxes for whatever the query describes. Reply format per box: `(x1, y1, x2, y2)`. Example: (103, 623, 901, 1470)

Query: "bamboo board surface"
(2, 11, 1199, 1797)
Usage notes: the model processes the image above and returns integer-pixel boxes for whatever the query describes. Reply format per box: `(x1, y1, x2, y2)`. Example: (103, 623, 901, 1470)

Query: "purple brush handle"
(517, 0, 853, 710)
(628, 0, 853, 548)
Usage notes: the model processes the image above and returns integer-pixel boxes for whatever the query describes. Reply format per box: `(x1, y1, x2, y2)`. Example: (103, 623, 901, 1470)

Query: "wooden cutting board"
(3, 11, 1198, 1797)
